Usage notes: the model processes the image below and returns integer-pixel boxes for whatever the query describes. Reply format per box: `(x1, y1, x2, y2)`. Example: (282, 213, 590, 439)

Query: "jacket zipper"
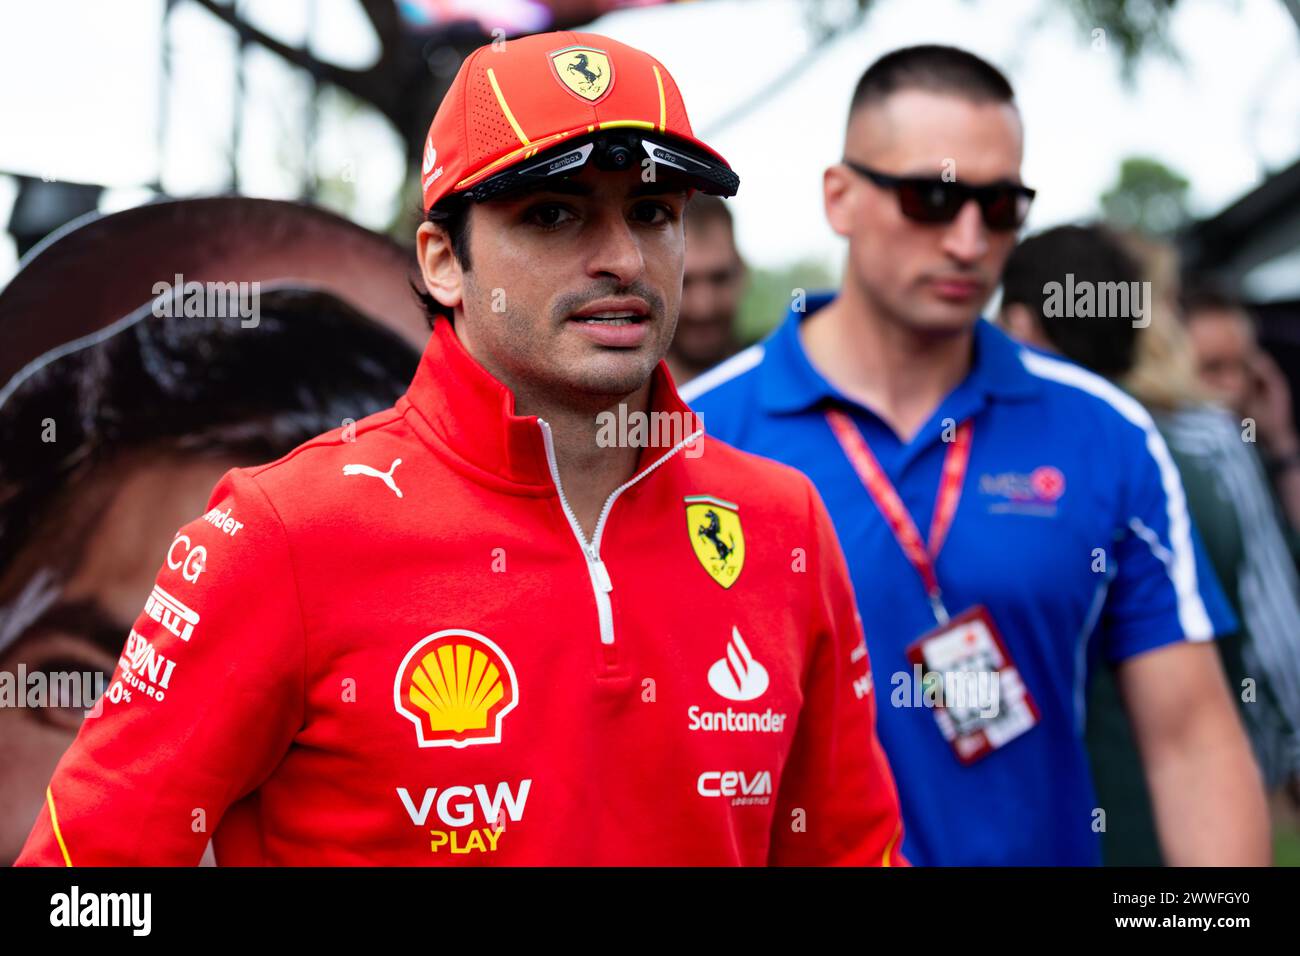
(537, 418, 703, 646)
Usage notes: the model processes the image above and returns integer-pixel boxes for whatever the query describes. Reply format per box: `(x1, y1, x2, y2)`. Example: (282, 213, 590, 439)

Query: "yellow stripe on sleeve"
(46, 786, 73, 867)
(881, 821, 901, 867)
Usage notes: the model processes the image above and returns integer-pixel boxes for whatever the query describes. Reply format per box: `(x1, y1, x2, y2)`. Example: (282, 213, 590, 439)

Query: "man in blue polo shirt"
(683, 45, 1269, 865)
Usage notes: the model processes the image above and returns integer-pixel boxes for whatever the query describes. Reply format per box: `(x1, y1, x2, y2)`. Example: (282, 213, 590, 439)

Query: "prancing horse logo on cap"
(550, 46, 613, 103)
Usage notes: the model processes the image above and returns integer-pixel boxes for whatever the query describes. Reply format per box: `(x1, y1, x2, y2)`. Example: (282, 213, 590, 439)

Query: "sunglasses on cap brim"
(843, 159, 1035, 232)
(460, 133, 740, 204)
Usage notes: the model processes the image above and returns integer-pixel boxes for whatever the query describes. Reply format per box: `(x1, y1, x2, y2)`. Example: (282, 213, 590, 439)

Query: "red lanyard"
(825, 409, 973, 625)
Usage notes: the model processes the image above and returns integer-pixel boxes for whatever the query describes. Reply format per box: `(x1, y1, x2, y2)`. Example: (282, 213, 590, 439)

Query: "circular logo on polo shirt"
(1030, 466, 1066, 502)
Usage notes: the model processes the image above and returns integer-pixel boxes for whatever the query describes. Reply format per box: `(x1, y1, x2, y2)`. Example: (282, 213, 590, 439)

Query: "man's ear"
(823, 164, 855, 238)
(416, 220, 464, 311)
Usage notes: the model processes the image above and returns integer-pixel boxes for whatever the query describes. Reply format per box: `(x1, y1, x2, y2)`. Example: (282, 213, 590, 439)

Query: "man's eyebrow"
(517, 179, 594, 198)
(630, 179, 691, 198)
(21, 599, 130, 659)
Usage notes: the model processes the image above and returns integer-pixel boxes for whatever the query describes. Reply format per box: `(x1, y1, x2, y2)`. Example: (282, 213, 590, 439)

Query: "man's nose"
(939, 200, 990, 266)
(586, 212, 645, 285)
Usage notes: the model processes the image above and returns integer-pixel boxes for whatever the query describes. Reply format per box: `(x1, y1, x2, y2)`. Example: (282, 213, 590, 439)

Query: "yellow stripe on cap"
(46, 785, 73, 866)
(453, 132, 570, 190)
(653, 65, 666, 131)
(486, 67, 530, 146)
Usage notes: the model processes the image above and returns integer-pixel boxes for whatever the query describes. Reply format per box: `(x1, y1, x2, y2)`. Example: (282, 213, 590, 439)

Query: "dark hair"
(849, 45, 1015, 117)
(0, 288, 420, 568)
(1180, 284, 1254, 329)
(685, 193, 735, 235)
(415, 199, 473, 329)
(1000, 224, 1144, 379)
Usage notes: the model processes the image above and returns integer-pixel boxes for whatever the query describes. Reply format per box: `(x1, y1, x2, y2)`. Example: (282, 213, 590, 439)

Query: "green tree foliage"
(737, 259, 837, 344)
(814, 0, 1182, 76)
(1058, 0, 1181, 80)
(1100, 156, 1192, 236)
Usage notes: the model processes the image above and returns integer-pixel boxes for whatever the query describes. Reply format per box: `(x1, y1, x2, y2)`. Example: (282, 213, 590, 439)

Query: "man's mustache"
(552, 283, 665, 322)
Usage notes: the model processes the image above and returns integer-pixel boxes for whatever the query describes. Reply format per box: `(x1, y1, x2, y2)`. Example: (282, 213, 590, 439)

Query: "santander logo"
(708, 627, 769, 702)
(421, 139, 444, 189)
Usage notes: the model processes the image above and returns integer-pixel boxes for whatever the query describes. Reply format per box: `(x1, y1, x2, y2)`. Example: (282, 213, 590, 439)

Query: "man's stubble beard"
(484, 300, 671, 414)
(461, 262, 675, 409)
(856, 264, 981, 339)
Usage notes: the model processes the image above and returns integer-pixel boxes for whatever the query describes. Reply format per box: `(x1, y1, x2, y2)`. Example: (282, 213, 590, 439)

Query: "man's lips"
(566, 297, 653, 347)
(928, 277, 984, 301)
(568, 297, 652, 321)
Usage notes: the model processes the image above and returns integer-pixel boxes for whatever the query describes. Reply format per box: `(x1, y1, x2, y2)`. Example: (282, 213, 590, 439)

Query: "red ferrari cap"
(420, 30, 738, 212)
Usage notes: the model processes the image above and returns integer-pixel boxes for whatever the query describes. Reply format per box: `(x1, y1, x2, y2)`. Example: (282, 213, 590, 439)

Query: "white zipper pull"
(588, 555, 616, 645)
(589, 555, 612, 593)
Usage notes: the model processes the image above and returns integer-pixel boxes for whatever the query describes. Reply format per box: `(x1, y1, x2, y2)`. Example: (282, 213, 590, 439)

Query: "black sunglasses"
(843, 159, 1035, 231)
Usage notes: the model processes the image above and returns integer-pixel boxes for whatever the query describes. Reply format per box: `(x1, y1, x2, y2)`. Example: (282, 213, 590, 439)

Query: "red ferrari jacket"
(18, 318, 905, 866)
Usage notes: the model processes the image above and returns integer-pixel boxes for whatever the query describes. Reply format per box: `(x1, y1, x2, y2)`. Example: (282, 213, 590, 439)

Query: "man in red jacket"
(18, 30, 904, 866)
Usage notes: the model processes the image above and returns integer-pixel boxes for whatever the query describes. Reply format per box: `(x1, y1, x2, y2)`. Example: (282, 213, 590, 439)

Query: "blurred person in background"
(0, 289, 419, 866)
(1000, 224, 1300, 863)
(1129, 247, 1300, 813)
(1184, 290, 1300, 539)
(665, 194, 746, 386)
(0, 197, 432, 386)
(685, 44, 1268, 865)
(0, 197, 431, 866)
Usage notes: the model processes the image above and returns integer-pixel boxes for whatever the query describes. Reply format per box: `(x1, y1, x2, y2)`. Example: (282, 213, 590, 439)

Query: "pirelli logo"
(143, 584, 200, 642)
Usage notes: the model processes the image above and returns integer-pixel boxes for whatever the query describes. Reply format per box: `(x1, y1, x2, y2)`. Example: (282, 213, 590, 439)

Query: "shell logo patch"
(686, 495, 745, 589)
(394, 630, 518, 748)
(549, 45, 613, 103)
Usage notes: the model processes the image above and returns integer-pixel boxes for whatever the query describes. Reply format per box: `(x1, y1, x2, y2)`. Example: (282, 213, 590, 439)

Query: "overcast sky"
(1, 0, 1297, 287)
